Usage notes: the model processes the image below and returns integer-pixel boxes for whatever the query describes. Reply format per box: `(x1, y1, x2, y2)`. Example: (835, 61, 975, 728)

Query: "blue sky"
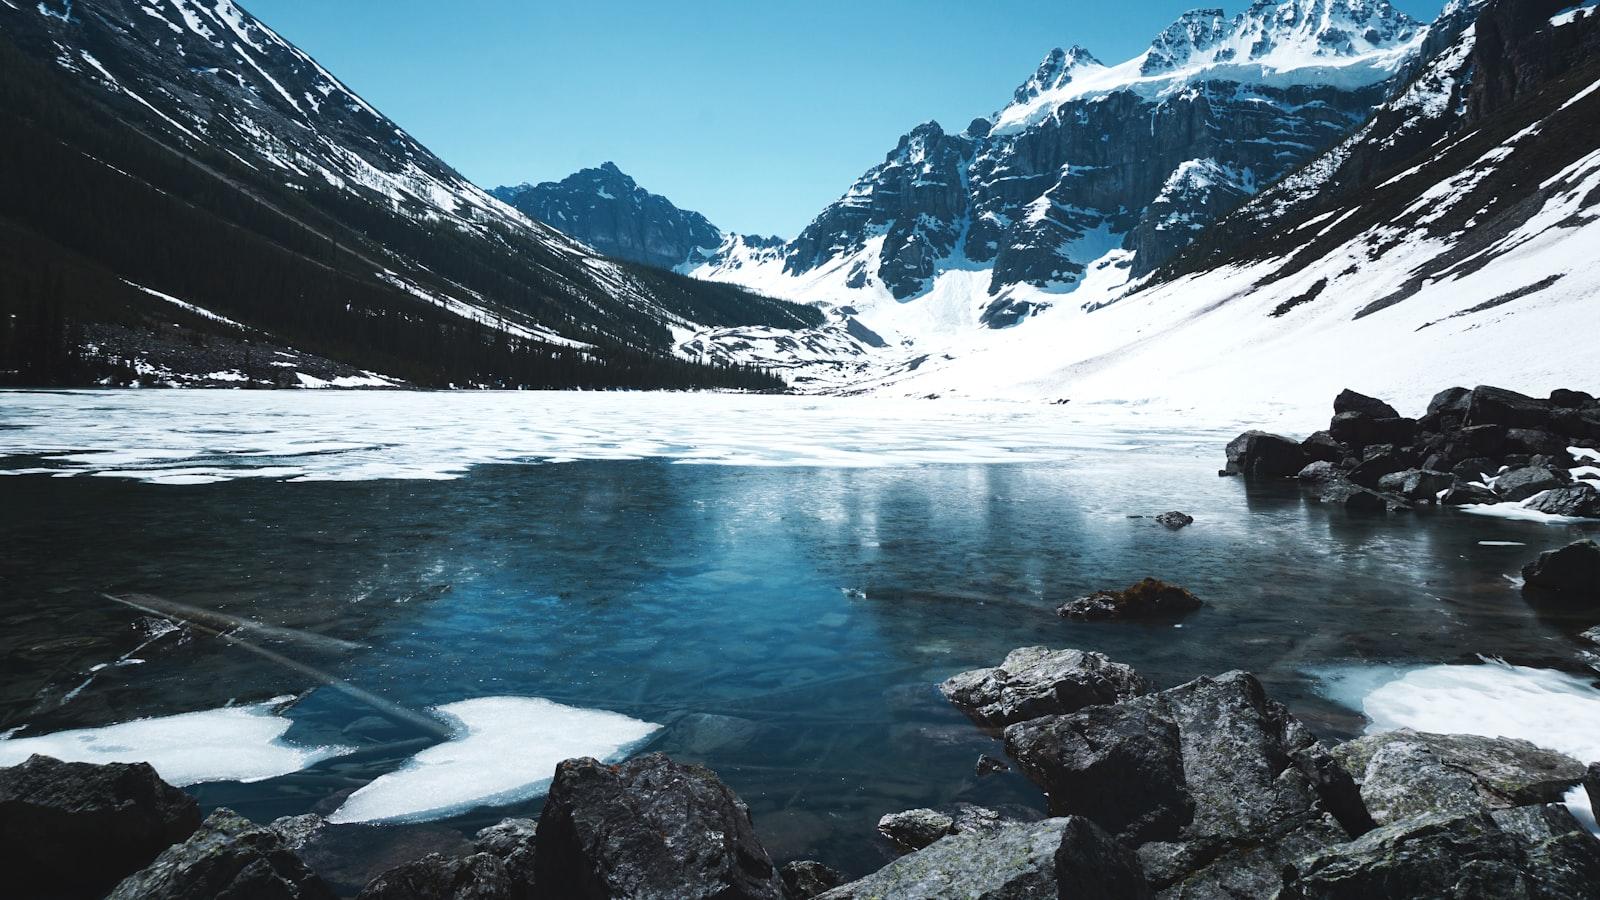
(248, 0, 1444, 238)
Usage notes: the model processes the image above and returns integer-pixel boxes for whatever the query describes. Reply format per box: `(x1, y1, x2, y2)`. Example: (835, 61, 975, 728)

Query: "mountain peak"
(1140, 0, 1422, 76)
(1012, 45, 1105, 105)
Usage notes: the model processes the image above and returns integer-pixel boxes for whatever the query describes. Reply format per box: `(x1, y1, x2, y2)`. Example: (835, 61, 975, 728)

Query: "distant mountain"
(0, 0, 817, 389)
(491, 163, 725, 270)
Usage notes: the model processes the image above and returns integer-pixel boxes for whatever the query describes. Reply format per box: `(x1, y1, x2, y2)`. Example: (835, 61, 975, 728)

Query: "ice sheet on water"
(0, 698, 352, 786)
(327, 696, 659, 824)
(0, 391, 1239, 484)
(1317, 659, 1600, 836)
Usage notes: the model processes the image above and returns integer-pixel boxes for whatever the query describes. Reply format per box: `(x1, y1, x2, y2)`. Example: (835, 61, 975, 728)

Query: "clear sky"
(247, 0, 1444, 238)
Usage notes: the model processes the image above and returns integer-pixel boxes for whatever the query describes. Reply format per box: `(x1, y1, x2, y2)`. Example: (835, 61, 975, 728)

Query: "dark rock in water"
(1551, 388, 1596, 409)
(108, 808, 336, 900)
(0, 754, 201, 900)
(1440, 481, 1499, 506)
(1376, 469, 1453, 502)
(1053, 816, 1153, 899)
(1465, 385, 1553, 429)
(1278, 811, 1531, 899)
(1334, 389, 1399, 419)
(1524, 483, 1600, 517)
(1333, 730, 1585, 810)
(1222, 430, 1306, 477)
(1300, 430, 1347, 463)
(1154, 510, 1193, 529)
(779, 861, 842, 899)
(533, 753, 782, 900)
(1003, 704, 1190, 842)
(1056, 577, 1203, 621)
(939, 645, 1149, 728)
(1318, 479, 1402, 513)
(975, 754, 1009, 776)
(1521, 540, 1600, 597)
(1495, 465, 1567, 502)
(1297, 460, 1342, 483)
(816, 818, 1070, 899)
(876, 808, 954, 853)
(357, 852, 518, 900)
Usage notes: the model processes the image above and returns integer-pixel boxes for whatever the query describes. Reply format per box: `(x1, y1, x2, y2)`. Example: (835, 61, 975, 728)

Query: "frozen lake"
(2, 389, 1598, 888)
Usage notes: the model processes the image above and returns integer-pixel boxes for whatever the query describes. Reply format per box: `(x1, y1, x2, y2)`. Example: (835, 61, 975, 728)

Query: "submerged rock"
(108, 808, 336, 900)
(1155, 510, 1194, 529)
(1333, 730, 1584, 811)
(1056, 577, 1203, 621)
(1221, 431, 1305, 477)
(817, 818, 1070, 899)
(0, 754, 201, 900)
(876, 808, 954, 853)
(1521, 540, 1600, 597)
(939, 645, 1149, 727)
(779, 861, 843, 899)
(533, 753, 783, 900)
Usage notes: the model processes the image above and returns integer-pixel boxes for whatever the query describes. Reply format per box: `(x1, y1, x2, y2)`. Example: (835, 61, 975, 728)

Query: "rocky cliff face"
(492, 163, 724, 270)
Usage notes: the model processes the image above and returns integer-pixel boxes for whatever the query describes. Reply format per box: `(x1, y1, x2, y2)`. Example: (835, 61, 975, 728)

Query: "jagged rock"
(473, 819, 537, 898)
(1521, 540, 1600, 596)
(1441, 481, 1499, 506)
(1155, 510, 1194, 529)
(1278, 811, 1531, 899)
(1301, 431, 1348, 463)
(1298, 460, 1342, 483)
(1222, 430, 1306, 477)
(1495, 465, 1568, 502)
(1493, 804, 1600, 900)
(1349, 740, 1485, 824)
(1053, 816, 1153, 899)
(1334, 389, 1400, 418)
(976, 754, 1009, 776)
(1317, 479, 1400, 512)
(1376, 468, 1453, 502)
(1464, 385, 1553, 429)
(1329, 413, 1417, 450)
(779, 861, 843, 899)
(940, 646, 1149, 727)
(1586, 762, 1600, 814)
(1428, 386, 1473, 417)
(877, 808, 954, 853)
(1551, 388, 1596, 409)
(1507, 428, 1568, 456)
(0, 754, 201, 900)
(357, 852, 518, 900)
(533, 753, 782, 899)
(1056, 578, 1203, 621)
(1332, 730, 1585, 809)
(108, 808, 335, 900)
(1525, 483, 1600, 517)
(1449, 456, 1498, 482)
(271, 814, 326, 851)
(1347, 446, 1417, 488)
(816, 818, 1070, 899)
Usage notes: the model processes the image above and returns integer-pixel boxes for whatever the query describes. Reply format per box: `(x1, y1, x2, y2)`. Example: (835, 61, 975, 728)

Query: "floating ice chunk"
(0, 698, 352, 786)
(327, 696, 659, 824)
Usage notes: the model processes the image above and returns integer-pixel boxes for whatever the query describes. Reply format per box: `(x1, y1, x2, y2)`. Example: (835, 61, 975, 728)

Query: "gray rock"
(1053, 816, 1153, 899)
(976, 754, 1010, 776)
(1352, 740, 1484, 824)
(474, 818, 537, 898)
(1521, 540, 1600, 596)
(0, 754, 201, 900)
(109, 808, 335, 900)
(1376, 468, 1453, 502)
(1297, 460, 1342, 483)
(1300, 432, 1348, 464)
(939, 646, 1149, 728)
(1317, 479, 1402, 512)
(779, 861, 843, 899)
(357, 852, 518, 900)
(1588, 762, 1600, 815)
(1056, 578, 1204, 621)
(817, 818, 1070, 899)
(1332, 730, 1585, 808)
(1155, 510, 1194, 529)
(1495, 465, 1568, 502)
(877, 808, 955, 853)
(271, 814, 326, 851)
(1440, 481, 1499, 505)
(1524, 483, 1600, 517)
(1278, 811, 1530, 899)
(533, 752, 783, 899)
(1222, 431, 1306, 477)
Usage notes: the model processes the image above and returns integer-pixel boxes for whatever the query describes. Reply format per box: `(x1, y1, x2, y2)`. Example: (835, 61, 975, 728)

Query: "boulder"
(1318, 479, 1401, 512)
(1449, 456, 1497, 482)
(1550, 388, 1596, 409)
(357, 852, 519, 900)
(1457, 423, 1510, 457)
(1278, 811, 1531, 899)
(1297, 460, 1342, 483)
(1552, 406, 1600, 440)
(473, 819, 537, 898)
(1222, 431, 1305, 477)
(108, 809, 336, 900)
(1332, 730, 1585, 809)
(1376, 469, 1453, 502)
(938, 646, 1149, 728)
(1333, 389, 1400, 419)
(1056, 578, 1203, 621)
(1347, 447, 1416, 489)
(1586, 762, 1600, 815)
(816, 819, 1070, 899)
(0, 755, 201, 900)
(1464, 385, 1553, 429)
(1053, 816, 1153, 899)
(1427, 387, 1473, 423)
(779, 861, 842, 899)
(533, 753, 783, 900)
(1521, 540, 1600, 596)
(1494, 465, 1567, 502)
(1492, 804, 1600, 900)
(1440, 482, 1499, 506)
(1524, 483, 1600, 517)
(876, 808, 954, 853)
(1350, 740, 1493, 825)
(1154, 510, 1194, 529)
(1300, 431, 1347, 463)
(1329, 412, 1416, 449)
(1507, 428, 1568, 456)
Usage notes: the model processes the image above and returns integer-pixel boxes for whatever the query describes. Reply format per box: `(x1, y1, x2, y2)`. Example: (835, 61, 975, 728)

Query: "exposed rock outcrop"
(1056, 578, 1204, 621)
(939, 645, 1150, 727)
(817, 818, 1071, 899)
(108, 809, 336, 900)
(1521, 540, 1600, 597)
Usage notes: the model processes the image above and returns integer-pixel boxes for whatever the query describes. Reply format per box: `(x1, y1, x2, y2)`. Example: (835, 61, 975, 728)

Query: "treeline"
(0, 32, 794, 391)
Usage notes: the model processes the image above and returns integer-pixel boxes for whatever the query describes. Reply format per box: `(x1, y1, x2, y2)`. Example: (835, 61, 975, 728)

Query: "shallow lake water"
(2, 390, 1598, 888)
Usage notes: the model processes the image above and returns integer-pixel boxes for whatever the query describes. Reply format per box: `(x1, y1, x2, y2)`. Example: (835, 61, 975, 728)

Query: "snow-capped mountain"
(491, 163, 725, 270)
(691, 0, 1427, 321)
(0, 0, 815, 388)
